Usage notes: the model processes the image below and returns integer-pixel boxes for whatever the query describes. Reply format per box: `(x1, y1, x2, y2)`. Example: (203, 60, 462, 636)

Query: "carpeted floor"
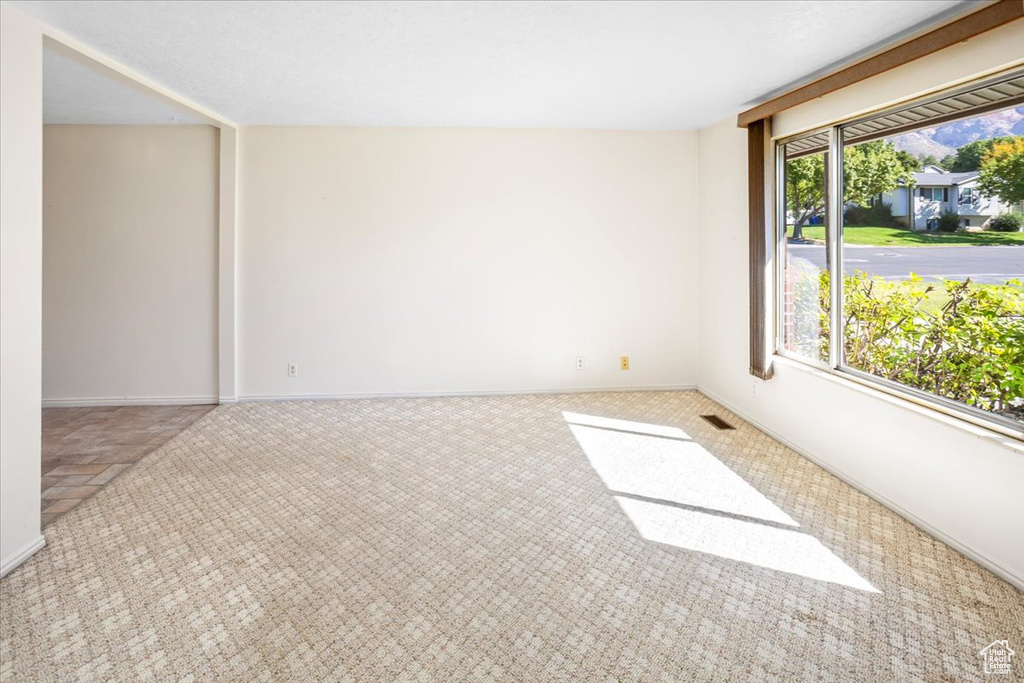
(1, 391, 1021, 681)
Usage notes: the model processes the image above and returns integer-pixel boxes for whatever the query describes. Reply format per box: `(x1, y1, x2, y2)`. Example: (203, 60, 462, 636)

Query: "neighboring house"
(880, 165, 1018, 230)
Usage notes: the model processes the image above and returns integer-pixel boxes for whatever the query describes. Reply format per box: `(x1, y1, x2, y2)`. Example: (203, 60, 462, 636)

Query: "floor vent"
(700, 414, 735, 430)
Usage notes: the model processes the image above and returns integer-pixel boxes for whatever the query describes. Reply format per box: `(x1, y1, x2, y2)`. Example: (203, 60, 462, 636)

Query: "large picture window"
(775, 70, 1024, 436)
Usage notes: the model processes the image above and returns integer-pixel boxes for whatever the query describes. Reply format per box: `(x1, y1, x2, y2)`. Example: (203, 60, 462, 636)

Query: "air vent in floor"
(700, 414, 735, 430)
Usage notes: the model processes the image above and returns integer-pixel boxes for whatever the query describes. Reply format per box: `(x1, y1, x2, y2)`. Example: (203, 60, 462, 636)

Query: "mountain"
(889, 106, 1024, 159)
(891, 131, 957, 159)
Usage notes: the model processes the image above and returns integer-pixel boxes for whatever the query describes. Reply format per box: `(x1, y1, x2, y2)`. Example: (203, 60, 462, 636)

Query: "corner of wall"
(0, 1, 45, 575)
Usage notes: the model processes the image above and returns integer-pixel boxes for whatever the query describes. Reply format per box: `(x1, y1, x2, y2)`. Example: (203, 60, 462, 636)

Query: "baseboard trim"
(42, 396, 219, 408)
(0, 535, 45, 579)
(238, 385, 698, 403)
(697, 386, 1024, 591)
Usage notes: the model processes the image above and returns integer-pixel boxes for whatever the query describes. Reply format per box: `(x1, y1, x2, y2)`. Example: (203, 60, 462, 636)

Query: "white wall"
(0, 3, 44, 576)
(238, 127, 699, 398)
(696, 116, 1024, 587)
(42, 125, 219, 405)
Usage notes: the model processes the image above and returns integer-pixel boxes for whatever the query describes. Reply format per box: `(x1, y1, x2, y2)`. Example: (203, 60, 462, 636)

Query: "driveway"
(788, 244, 1024, 285)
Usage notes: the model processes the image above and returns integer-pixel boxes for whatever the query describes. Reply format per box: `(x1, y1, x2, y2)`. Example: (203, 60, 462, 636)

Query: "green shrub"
(844, 202, 899, 227)
(936, 210, 961, 232)
(989, 211, 1024, 232)
(843, 205, 867, 225)
(865, 202, 899, 227)
(817, 271, 1024, 422)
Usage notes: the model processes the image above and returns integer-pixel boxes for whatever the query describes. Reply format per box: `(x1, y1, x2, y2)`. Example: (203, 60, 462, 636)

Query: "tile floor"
(40, 404, 215, 526)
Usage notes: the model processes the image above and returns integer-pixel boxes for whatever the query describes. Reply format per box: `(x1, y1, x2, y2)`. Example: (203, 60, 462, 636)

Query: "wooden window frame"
(747, 119, 774, 380)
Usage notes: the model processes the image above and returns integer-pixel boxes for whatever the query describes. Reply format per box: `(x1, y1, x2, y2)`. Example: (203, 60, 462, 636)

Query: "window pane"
(780, 139, 829, 362)
(840, 108, 1024, 425)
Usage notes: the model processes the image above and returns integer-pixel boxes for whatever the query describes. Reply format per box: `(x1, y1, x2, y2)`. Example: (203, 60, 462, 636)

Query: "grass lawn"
(869, 279, 1023, 316)
(793, 224, 1024, 246)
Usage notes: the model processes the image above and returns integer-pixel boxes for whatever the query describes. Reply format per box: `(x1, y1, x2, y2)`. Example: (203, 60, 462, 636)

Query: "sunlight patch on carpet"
(565, 411, 877, 592)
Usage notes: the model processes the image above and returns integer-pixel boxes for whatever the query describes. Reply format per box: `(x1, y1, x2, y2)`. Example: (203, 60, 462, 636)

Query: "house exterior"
(881, 165, 1017, 230)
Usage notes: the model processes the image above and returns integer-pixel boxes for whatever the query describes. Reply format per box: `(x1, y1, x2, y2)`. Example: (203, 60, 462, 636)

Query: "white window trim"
(770, 354, 1024, 455)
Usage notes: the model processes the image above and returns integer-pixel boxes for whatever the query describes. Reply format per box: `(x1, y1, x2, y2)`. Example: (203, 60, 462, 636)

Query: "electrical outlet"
(620, 356, 630, 371)
(576, 356, 585, 370)
(752, 382, 759, 398)
(288, 362, 299, 378)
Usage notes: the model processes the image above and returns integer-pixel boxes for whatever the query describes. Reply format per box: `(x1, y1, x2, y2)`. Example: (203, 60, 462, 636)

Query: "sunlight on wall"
(563, 412, 877, 592)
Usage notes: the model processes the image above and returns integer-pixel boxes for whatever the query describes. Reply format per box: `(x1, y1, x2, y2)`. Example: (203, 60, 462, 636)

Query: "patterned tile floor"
(40, 404, 215, 525)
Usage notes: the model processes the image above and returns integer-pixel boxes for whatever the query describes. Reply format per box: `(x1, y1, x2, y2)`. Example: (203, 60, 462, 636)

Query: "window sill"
(770, 354, 1024, 455)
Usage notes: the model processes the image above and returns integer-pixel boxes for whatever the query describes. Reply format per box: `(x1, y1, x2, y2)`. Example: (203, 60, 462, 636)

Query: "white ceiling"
(17, 0, 979, 129)
(44, 48, 205, 124)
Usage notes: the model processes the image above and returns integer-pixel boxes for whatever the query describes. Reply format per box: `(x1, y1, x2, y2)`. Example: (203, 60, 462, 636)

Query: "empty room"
(0, 1, 1021, 680)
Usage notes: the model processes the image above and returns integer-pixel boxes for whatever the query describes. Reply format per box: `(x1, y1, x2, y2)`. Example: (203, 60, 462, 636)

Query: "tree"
(785, 141, 918, 240)
(845, 142, 920, 207)
(946, 136, 1016, 172)
(898, 150, 925, 173)
(977, 136, 1024, 205)
(917, 154, 945, 169)
(785, 154, 825, 240)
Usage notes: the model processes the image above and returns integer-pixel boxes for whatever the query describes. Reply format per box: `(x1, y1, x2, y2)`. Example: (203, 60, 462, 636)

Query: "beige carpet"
(1, 391, 1021, 681)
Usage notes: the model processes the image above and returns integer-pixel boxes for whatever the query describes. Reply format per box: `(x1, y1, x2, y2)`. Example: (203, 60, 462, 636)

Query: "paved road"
(789, 245, 1023, 285)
